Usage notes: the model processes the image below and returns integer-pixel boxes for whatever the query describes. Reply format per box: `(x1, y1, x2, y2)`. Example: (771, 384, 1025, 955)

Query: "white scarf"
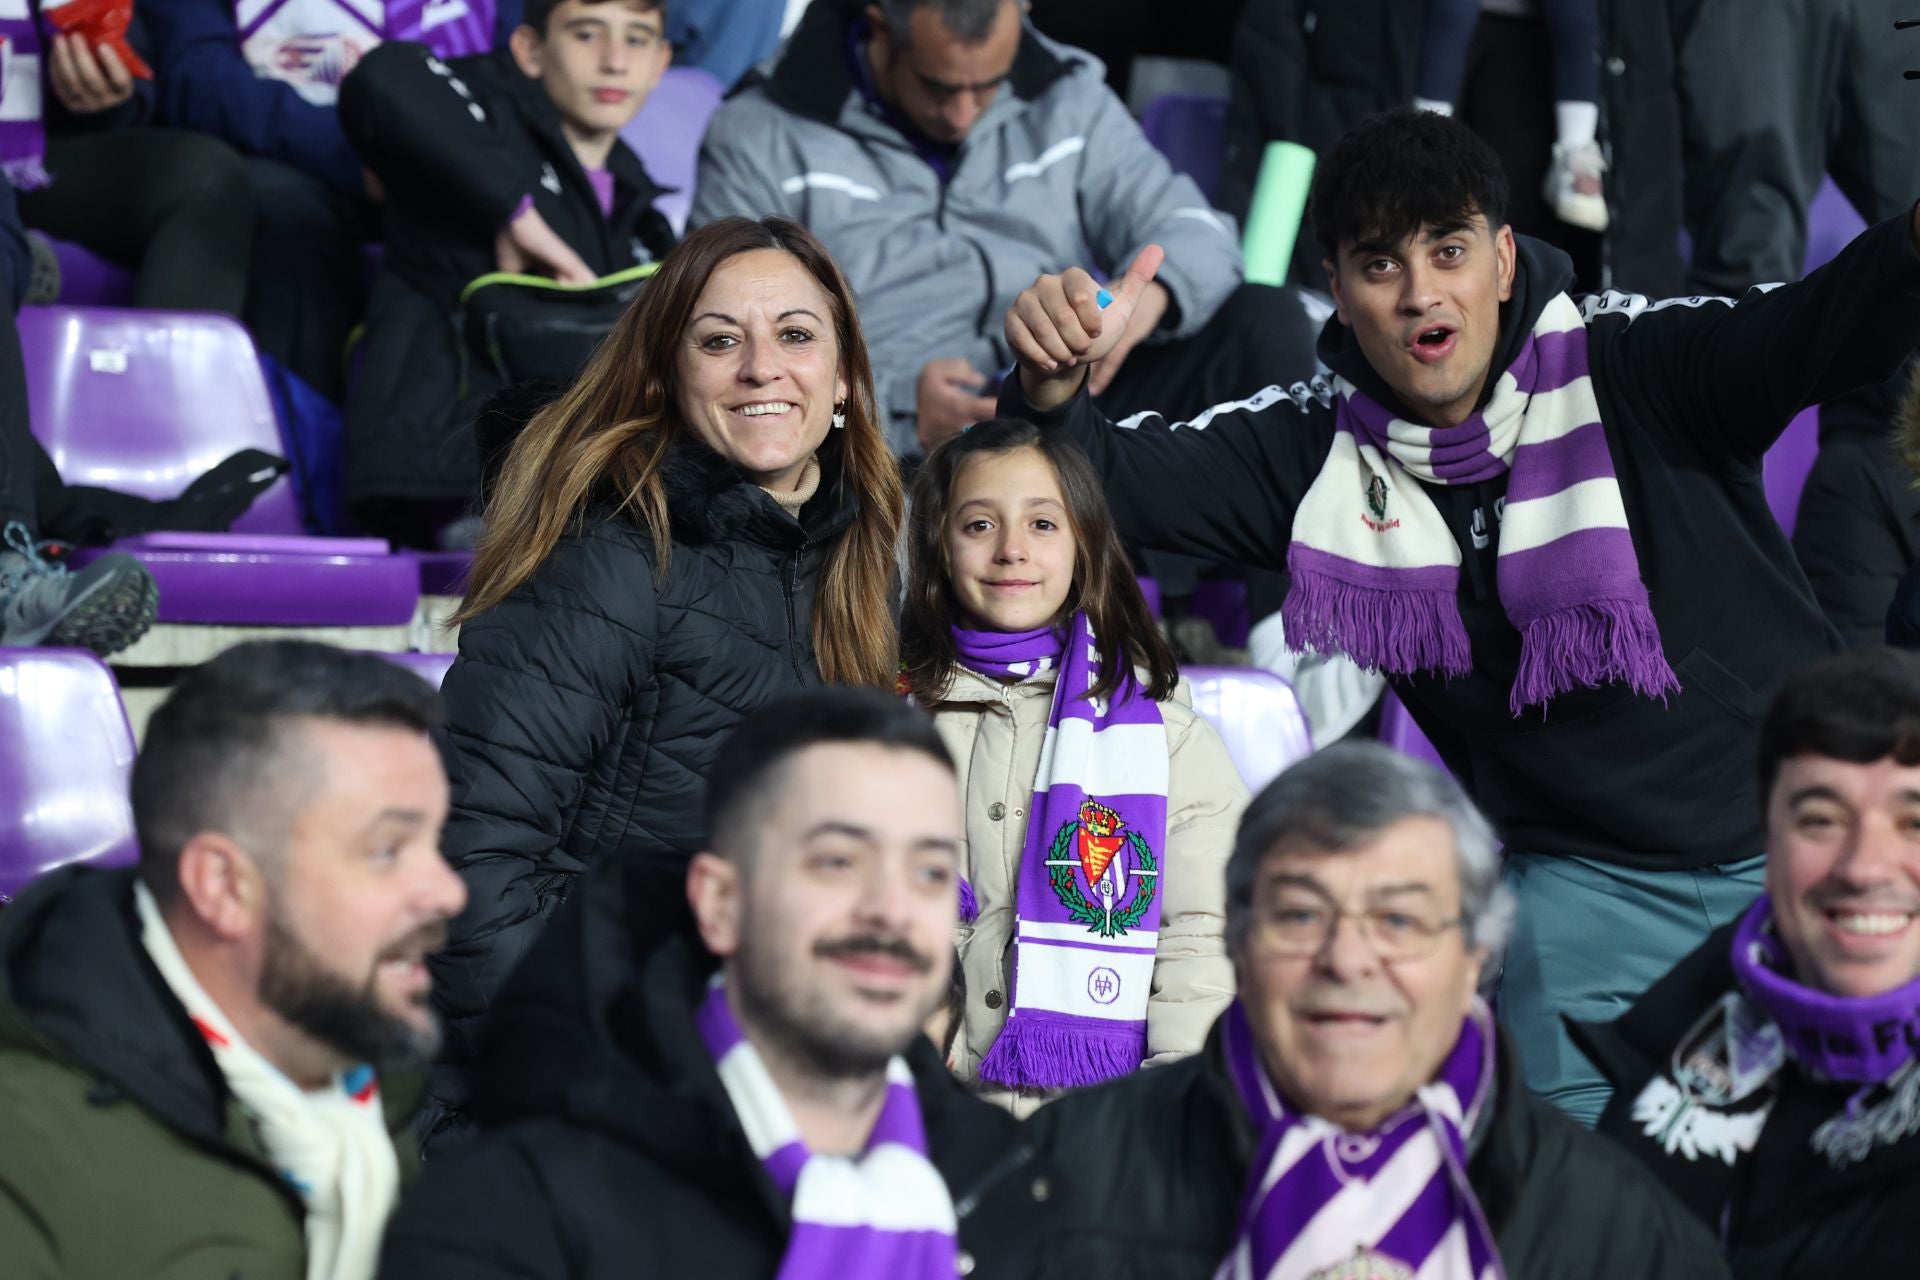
(136, 883, 400, 1280)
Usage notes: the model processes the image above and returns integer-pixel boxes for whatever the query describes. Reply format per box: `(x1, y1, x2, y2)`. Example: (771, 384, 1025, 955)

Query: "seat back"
(1377, 690, 1448, 773)
(47, 238, 136, 307)
(374, 650, 457, 689)
(621, 67, 727, 235)
(19, 306, 304, 534)
(1139, 93, 1229, 205)
(0, 649, 138, 903)
(1183, 666, 1313, 791)
(1763, 405, 1821, 537)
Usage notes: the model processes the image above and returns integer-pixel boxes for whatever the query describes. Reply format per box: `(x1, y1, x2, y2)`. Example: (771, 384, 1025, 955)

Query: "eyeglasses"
(1243, 899, 1466, 961)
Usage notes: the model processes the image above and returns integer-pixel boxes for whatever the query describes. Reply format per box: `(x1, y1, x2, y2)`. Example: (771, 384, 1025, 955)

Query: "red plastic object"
(44, 0, 153, 80)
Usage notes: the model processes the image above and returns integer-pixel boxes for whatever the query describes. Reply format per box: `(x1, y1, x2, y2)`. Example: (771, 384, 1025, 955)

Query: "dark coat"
(1001, 213, 1920, 873)
(427, 433, 863, 1124)
(1217, 0, 1687, 296)
(1025, 1013, 1729, 1279)
(338, 44, 676, 515)
(383, 883, 1054, 1279)
(1575, 923, 1920, 1278)
(0, 867, 422, 1278)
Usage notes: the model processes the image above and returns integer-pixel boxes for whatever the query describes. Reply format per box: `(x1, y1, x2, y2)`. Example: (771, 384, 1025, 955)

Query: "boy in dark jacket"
(339, 0, 676, 544)
(1000, 106, 1920, 1126)
(1576, 649, 1920, 1278)
(1028, 742, 1727, 1280)
(380, 690, 1053, 1278)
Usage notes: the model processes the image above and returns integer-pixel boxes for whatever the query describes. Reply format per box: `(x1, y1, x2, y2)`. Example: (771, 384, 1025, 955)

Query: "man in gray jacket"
(692, 0, 1318, 460)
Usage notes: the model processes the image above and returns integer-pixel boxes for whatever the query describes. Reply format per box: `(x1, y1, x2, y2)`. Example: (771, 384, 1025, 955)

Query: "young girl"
(901, 418, 1247, 1115)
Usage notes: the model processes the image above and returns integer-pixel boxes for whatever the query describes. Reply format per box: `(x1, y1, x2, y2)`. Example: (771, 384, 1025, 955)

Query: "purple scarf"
(695, 979, 959, 1280)
(234, 0, 494, 106)
(952, 613, 1171, 1091)
(1219, 998, 1506, 1280)
(1283, 292, 1678, 714)
(1733, 894, 1920, 1086)
(0, 4, 50, 190)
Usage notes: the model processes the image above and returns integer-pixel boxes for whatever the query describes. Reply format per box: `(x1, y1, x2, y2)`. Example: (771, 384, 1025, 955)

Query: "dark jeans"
(244, 157, 379, 402)
(1095, 282, 1321, 596)
(1420, 0, 1600, 107)
(18, 127, 254, 315)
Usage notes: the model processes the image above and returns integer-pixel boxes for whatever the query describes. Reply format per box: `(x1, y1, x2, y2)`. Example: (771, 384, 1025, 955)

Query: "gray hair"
(1225, 741, 1515, 954)
(878, 0, 1012, 46)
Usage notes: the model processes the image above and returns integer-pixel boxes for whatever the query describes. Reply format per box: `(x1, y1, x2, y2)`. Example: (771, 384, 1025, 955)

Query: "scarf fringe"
(977, 1014, 1144, 1091)
(1282, 569, 1472, 678)
(956, 875, 979, 925)
(3, 156, 51, 191)
(1511, 598, 1680, 714)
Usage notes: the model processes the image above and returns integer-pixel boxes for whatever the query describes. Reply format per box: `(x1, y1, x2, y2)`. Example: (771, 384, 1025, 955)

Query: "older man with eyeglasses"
(1026, 741, 1726, 1280)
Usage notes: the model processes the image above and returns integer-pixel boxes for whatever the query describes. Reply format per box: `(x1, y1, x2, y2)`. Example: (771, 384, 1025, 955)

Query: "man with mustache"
(0, 640, 467, 1280)
(1027, 742, 1728, 1279)
(1576, 648, 1920, 1277)
(377, 687, 1054, 1278)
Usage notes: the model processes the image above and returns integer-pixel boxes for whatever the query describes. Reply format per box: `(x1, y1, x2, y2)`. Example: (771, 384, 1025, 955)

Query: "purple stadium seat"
(1183, 665, 1313, 791)
(621, 67, 726, 235)
(412, 549, 473, 598)
(1803, 177, 1868, 276)
(20, 307, 420, 627)
(0, 649, 138, 903)
(1190, 577, 1251, 648)
(1378, 689, 1448, 772)
(373, 650, 456, 688)
(1763, 405, 1821, 537)
(47, 237, 136, 307)
(1139, 93, 1229, 206)
(1136, 575, 1162, 619)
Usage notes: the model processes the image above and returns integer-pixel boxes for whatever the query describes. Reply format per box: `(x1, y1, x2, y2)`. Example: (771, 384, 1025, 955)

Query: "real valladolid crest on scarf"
(1282, 292, 1680, 715)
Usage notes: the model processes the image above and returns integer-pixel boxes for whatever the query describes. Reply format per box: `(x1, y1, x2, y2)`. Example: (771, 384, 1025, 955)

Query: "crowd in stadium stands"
(1, 0, 1919, 1277)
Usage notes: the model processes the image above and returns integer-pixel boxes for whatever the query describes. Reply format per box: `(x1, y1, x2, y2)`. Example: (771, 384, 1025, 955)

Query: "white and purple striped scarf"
(234, 0, 495, 106)
(0, 0, 49, 190)
(695, 977, 959, 1280)
(1283, 292, 1678, 715)
(1218, 998, 1506, 1280)
(955, 612, 1171, 1091)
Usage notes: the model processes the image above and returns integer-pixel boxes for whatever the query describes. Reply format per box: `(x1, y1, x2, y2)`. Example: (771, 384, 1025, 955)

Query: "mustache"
(378, 919, 451, 962)
(813, 933, 935, 973)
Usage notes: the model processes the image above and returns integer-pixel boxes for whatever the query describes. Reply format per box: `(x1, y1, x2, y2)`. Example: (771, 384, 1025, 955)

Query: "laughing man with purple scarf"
(1027, 742, 1727, 1280)
(1576, 649, 1920, 1278)
(1001, 105, 1920, 1125)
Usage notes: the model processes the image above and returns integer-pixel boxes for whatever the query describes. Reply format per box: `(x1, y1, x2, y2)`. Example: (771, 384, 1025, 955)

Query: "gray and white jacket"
(690, 0, 1243, 457)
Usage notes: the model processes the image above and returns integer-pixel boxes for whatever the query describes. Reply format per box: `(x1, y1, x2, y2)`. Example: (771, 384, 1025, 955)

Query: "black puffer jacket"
(384, 883, 1055, 1279)
(428, 433, 863, 1122)
(1025, 1014, 1730, 1280)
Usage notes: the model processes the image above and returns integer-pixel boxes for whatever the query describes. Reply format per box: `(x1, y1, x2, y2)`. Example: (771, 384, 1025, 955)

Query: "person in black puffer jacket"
(424, 216, 905, 1145)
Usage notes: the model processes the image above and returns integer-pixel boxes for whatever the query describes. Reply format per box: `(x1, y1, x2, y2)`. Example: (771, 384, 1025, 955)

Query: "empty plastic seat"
(621, 67, 726, 235)
(0, 648, 138, 903)
(1183, 665, 1313, 792)
(1377, 689, 1449, 773)
(19, 307, 421, 648)
(1138, 93, 1229, 205)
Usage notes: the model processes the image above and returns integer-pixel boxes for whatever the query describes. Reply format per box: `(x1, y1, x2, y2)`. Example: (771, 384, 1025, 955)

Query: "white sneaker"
(1544, 141, 1609, 232)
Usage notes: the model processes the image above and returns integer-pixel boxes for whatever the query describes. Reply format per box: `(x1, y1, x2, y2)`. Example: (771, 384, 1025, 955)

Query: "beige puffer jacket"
(928, 664, 1248, 1116)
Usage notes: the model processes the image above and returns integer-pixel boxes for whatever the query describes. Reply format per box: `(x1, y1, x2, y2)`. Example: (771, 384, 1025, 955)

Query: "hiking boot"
(1544, 141, 1610, 233)
(0, 523, 158, 656)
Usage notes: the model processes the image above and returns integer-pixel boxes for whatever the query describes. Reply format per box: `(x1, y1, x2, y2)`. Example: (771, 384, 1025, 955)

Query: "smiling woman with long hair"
(424, 217, 903, 1139)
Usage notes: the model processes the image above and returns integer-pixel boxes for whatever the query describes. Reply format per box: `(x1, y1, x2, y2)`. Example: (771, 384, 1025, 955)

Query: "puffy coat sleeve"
(1792, 434, 1917, 649)
(1145, 683, 1247, 1065)
(429, 526, 659, 1111)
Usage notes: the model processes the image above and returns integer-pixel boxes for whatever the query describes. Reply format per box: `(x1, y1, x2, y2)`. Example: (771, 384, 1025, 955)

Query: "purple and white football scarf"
(1282, 292, 1678, 715)
(235, 0, 495, 106)
(694, 977, 959, 1280)
(950, 612, 1171, 1091)
(0, 0, 49, 189)
(136, 884, 399, 1280)
(1218, 997, 1506, 1280)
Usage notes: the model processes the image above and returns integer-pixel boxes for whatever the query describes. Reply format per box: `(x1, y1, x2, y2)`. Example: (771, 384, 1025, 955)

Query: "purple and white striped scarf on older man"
(1217, 997, 1507, 1280)
(954, 611, 1171, 1092)
(695, 977, 959, 1280)
(0, 0, 50, 190)
(1282, 292, 1678, 715)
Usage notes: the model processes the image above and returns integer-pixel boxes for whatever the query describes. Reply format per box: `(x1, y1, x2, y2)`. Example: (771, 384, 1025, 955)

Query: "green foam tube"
(1242, 140, 1317, 287)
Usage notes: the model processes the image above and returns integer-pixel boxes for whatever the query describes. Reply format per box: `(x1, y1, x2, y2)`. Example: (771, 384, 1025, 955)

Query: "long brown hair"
(454, 217, 904, 688)
(900, 418, 1177, 704)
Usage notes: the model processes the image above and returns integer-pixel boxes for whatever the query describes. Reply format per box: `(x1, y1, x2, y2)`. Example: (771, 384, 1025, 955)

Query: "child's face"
(514, 0, 669, 145)
(943, 446, 1078, 633)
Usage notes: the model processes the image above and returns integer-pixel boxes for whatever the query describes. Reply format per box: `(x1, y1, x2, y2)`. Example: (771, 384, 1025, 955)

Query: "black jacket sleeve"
(995, 375, 1331, 572)
(1590, 209, 1920, 468)
(430, 525, 658, 1105)
(339, 44, 530, 236)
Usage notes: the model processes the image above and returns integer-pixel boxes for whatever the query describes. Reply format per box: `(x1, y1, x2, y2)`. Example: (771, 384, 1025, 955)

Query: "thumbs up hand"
(1005, 244, 1166, 411)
